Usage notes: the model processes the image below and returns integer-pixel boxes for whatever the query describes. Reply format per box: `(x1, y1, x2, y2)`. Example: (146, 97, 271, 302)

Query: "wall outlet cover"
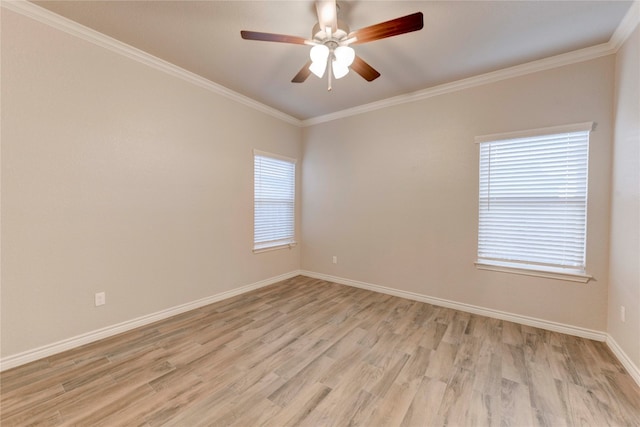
(95, 292, 106, 307)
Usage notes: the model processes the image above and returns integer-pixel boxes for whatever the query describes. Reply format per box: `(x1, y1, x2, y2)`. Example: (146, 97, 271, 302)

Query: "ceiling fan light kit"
(332, 60, 350, 80)
(241, 1, 424, 91)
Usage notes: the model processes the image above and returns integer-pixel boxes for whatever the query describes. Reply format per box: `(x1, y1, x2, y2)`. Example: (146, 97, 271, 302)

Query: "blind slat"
(478, 129, 589, 271)
(254, 154, 296, 249)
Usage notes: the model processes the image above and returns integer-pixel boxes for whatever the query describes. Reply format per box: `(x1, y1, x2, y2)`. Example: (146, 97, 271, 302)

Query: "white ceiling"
(32, 1, 632, 121)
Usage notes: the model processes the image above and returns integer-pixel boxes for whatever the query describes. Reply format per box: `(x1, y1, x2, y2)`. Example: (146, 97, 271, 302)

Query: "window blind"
(254, 152, 296, 251)
(478, 127, 590, 272)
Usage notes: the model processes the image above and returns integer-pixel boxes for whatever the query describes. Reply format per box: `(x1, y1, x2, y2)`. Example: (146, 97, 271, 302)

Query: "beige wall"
(1, 10, 301, 357)
(302, 56, 614, 332)
(609, 26, 640, 368)
(2, 4, 634, 368)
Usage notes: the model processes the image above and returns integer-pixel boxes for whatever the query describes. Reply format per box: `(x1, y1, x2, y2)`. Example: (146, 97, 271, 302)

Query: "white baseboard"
(606, 334, 640, 387)
(5, 270, 638, 390)
(302, 271, 640, 388)
(300, 270, 608, 342)
(0, 271, 301, 372)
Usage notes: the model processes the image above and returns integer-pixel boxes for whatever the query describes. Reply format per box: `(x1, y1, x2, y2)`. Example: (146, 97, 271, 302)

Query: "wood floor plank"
(60, 382, 156, 425)
(299, 387, 378, 427)
(424, 341, 458, 382)
(267, 354, 334, 407)
(437, 365, 477, 426)
(1, 373, 117, 426)
(501, 342, 528, 385)
(299, 358, 383, 425)
(317, 345, 368, 389)
(363, 380, 420, 426)
(269, 382, 332, 427)
(501, 378, 535, 426)
(0, 382, 66, 421)
(400, 375, 447, 427)
(2, 275, 639, 426)
(92, 372, 204, 426)
(196, 372, 285, 427)
(466, 390, 499, 427)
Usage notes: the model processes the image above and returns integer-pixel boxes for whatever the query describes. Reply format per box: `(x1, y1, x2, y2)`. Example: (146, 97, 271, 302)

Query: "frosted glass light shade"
(332, 62, 349, 79)
(309, 60, 327, 78)
(334, 46, 355, 67)
(309, 44, 329, 78)
(309, 45, 329, 64)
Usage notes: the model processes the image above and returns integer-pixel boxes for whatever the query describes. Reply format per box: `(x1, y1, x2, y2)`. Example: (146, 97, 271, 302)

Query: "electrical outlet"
(95, 292, 106, 307)
(621, 305, 625, 323)
(332, 255, 338, 264)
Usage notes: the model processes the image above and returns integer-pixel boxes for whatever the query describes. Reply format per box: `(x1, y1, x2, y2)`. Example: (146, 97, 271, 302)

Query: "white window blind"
(254, 151, 296, 251)
(477, 123, 591, 274)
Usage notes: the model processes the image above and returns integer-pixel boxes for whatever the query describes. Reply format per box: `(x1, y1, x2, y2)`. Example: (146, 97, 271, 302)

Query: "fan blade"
(241, 30, 309, 45)
(292, 61, 313, 83)
(349, 12, 423, 45)
(351, 56, 381, 82)
(316, 0, 337, 33)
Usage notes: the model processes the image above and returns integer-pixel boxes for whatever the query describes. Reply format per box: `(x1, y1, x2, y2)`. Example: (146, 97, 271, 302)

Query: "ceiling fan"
(241, 0, 423, 90)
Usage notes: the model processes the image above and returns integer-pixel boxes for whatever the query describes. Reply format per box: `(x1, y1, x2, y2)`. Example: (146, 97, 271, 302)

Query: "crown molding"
(610, 0, 640, 52)
(303, 1, 638, 126)
(302, 42, 615, 126)
(3, 0, 636, 128)
(1, 0, 303, 127)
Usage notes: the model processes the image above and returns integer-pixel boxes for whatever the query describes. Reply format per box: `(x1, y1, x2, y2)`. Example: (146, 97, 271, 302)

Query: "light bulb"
(334, 46, 355, 67)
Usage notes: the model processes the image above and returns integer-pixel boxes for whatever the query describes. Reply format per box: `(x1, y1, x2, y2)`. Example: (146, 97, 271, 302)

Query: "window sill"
(253, 242, 297, 254)
(475, 260, 593, 283)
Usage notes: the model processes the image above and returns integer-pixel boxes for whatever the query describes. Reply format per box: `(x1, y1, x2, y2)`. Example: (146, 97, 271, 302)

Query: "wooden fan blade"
(292, 61, 313, 83)
(348, 12, 424, 45)
(316, 0, 337, 33)
(351, 56, 381, 82)
(241, 30, 309, 45)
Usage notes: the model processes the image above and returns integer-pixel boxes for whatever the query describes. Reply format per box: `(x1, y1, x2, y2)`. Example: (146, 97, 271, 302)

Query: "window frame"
(474, 122, 594, 283)
(253, 149, 297, 253)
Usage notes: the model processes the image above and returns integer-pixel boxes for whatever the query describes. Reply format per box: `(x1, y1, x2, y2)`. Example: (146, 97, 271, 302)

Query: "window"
(475, 122, 593, 282)
(253, 150, 296, 252)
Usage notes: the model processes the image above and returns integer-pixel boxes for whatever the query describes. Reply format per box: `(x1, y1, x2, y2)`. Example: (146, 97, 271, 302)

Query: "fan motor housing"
(312, 20, 350, 44)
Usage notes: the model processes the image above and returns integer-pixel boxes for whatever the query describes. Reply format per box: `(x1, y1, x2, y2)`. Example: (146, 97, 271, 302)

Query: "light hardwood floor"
(1, 275, 639, 426)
